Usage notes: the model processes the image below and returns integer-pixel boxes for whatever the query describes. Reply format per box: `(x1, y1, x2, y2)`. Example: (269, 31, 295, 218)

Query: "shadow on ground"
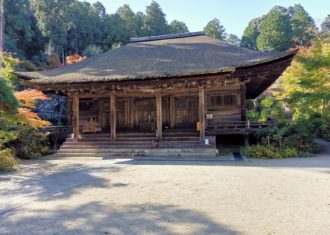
(0, 161, 123, 216)
(0, 202, 240, 235)
(114, 154, 330, 169)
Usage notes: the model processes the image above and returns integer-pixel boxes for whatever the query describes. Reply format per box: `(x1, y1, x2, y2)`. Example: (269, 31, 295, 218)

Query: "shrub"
(18, 60, 38, 71)
(82, 45, 103, 57)
(313, 118, 330, 141)
(0, 149, 19, 171)
(247, 96, 287, 126)
(243, 145, 298, 159)
(257, 119, 320, 154)
(12, 126, 49, 159)
(281, 119, 320, 153)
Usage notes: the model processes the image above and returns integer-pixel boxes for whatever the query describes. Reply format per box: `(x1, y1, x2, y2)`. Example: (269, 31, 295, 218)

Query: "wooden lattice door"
(175, 96, 198, 128)
(135, 99, 156, 131)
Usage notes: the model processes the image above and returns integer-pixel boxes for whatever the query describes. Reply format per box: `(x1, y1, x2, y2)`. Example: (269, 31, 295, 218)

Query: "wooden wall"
(73, 85, 245, 131)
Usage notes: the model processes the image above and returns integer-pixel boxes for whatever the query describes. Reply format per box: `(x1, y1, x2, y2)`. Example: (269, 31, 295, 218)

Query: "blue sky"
(87, 0, 329, 37)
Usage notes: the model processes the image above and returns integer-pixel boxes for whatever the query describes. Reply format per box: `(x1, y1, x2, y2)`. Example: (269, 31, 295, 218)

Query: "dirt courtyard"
(0, 154, 330, 235)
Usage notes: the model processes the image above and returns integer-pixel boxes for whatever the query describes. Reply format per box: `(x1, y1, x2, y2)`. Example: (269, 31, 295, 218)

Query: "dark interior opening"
(216, 134, 245, 148)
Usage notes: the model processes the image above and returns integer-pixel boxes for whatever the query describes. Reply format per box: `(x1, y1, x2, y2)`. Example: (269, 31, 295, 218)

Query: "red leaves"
(66, 54, 87, 64)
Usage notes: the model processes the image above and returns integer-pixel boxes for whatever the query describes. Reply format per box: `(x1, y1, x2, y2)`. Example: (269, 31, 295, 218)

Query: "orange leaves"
(14, 89, 48, 109)
(66, 54, 87, 64)
(17, 108, 51, 128)
(14, 89, 51, 128)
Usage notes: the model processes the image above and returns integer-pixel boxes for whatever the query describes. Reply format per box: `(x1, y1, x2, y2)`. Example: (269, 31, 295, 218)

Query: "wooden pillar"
(66, 98, 72, 126)
(240, 83, 247, 121)
(110, 94, 116, 141)
(73, 93, 79, 142)
(156, 94, 162, 140)
(169, 95, 175, 128)
(199, 87, 206, 140)
(98, 99, 104, 127)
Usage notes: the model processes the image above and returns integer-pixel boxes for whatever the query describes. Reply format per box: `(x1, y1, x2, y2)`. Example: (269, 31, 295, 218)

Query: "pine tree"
(256, 7, 293, 51)
(204, 18, 227, 41)
(143, 1, 168, 36)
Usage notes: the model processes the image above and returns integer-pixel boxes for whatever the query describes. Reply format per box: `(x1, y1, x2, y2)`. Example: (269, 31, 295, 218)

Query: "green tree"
(33, 0, 72, 56)
(276, 35, 330, 119)
(240, 17, 265, 50)
(226, 34, 240, 46)
(101, 14, 129, 51)
(256, 7, 293, 51)
(66, 1, 103, 54)
(92, 1, 107, 21)
(204, 18, 227, 41)
(143, 1, 168, 36)
(169, 20, 189, 34)
(288, 4, 316, 46)
(321, 15, 330, 34)
(135, 11, 146, 37)
(0, 53, 19, 117)
(117, 4, 139, 38)
(4, 0, 45, 60)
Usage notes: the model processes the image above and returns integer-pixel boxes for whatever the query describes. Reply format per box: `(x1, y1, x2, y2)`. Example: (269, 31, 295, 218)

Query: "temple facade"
(17, 32, 297, 151)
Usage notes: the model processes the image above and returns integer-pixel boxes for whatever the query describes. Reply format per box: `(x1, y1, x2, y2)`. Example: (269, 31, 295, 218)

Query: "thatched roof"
(16, 32, 296, 85)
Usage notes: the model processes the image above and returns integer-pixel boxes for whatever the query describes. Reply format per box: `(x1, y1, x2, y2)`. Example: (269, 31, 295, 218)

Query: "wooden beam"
(169, 95, 175, 128)
(110, 94, 117, 141)
(156, 94, 162, 140)
(73, 93, 79, 142)
(199, 87, 206, 140)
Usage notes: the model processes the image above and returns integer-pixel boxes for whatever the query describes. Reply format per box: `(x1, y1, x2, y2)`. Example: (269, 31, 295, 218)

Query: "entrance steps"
(54, 130, 217, 158)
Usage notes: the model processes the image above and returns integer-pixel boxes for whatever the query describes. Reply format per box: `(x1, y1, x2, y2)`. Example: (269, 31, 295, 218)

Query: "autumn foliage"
(66, 54, 87, 64)
(14, 90, 51, 128)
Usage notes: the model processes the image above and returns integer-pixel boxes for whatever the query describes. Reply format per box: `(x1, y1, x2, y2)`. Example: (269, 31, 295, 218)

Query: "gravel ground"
(0, 150, 330, 235)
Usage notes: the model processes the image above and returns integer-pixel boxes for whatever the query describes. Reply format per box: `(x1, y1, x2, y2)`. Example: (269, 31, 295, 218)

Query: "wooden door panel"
(174, 97, 198, 127)
(135, 99, 156, 131)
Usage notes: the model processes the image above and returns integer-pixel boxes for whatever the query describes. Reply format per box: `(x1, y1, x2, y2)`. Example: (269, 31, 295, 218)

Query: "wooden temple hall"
(17, 32, 296, 154)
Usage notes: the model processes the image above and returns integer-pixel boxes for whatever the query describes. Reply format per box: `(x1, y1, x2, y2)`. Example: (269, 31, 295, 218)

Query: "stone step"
(162, 136, 200, 141)
(61, 145, 151, 149)
(163, 133, 199, 137)
(58, 148, 216, 153)
(116, 137, 154, 141)
(117, 132, 155, 137)
(54, 149, 218, 158)
(60, 144, 212, 150)
(62, 140, 204, 146)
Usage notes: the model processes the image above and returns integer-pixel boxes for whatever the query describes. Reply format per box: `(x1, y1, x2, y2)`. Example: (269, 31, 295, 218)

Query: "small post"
(53, 135, 58, 152)
(244, 134, 249, 147)
(267, 135, 270, 146)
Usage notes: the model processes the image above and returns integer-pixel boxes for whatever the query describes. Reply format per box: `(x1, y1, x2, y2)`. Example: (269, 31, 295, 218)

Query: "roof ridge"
(130, 31, 205, 43)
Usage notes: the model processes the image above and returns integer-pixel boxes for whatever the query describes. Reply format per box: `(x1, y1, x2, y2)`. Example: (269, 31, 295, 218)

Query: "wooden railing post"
(156, 94, 162, 140)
